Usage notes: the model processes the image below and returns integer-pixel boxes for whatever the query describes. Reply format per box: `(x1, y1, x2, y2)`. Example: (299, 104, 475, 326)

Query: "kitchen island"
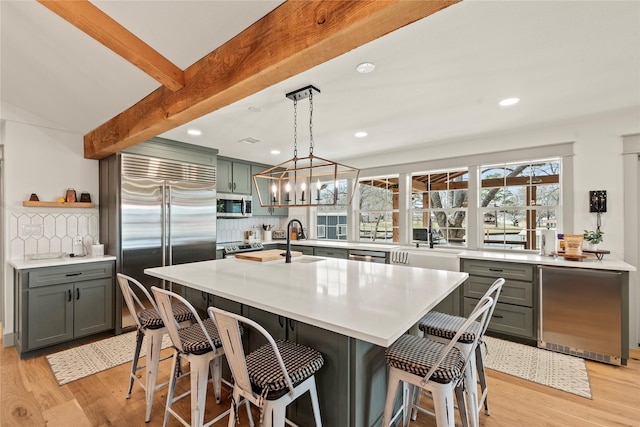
(145, 256, 468, 427)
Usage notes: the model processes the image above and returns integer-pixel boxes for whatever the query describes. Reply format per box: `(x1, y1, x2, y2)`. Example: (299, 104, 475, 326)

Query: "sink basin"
(289, 256, 325, 264)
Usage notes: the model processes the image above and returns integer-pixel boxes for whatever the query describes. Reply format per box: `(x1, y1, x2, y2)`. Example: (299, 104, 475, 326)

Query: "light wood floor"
(1, 332, 639, 427)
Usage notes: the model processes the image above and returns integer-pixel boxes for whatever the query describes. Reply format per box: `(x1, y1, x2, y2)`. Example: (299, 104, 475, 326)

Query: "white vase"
(584, 242, 598, 251)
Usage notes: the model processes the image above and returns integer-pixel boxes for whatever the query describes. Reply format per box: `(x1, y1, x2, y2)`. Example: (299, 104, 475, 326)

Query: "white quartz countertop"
(458, 250, 636, 271)
(9, 254, 116, 270)
(145, 257, 468, 347)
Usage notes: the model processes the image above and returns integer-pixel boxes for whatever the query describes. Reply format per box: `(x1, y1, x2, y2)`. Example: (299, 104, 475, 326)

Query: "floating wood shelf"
(22, 201, 95, 208)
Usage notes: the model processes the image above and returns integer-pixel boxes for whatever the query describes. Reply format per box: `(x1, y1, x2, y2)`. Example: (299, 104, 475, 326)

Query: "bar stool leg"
(190, 355, 211, 427)
(464, 354, 480, 427)
(209, 357, 222, 404)
(474, 346, 489, 416)
(127, 330, 144, 398)
(145, 328, 164, 422)
(164, 351, 180, 427)
(309, 377, 323, 427)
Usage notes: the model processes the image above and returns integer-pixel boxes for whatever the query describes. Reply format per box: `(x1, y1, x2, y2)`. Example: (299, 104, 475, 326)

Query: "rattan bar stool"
(382, 296, 494, 427)
(417, 278, 505, 427)
(208, 306, 324, 427)
(117, 273, 195, 422)
(152, 287, 253, 427)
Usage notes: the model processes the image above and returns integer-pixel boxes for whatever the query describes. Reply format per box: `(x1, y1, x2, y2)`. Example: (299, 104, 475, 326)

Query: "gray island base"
(145, 256, 468, 426)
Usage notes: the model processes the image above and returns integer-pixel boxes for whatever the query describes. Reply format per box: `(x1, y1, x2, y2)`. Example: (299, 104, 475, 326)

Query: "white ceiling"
(2, 1, 639, 169)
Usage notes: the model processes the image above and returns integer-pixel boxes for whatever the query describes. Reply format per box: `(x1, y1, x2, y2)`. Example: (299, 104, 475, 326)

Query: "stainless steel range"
(222, 242, 264, 258)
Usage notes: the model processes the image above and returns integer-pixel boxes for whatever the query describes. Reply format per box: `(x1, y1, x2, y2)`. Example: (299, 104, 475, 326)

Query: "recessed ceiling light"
(499, 97, 520, 107)
(248, 106, 263, 113)
(187, 129, 202, 136)
(356, 62, 375, 74)
(355, 131, 368, 138)
(270, 149, 281, 155)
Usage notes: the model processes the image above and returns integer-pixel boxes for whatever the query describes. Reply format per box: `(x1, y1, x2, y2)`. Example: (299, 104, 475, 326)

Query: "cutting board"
(235, 249, 302, 262)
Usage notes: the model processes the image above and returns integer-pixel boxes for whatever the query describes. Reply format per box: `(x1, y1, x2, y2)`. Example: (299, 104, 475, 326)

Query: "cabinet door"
(184, 287, 210, 315)
(74, 278, 114, 338)
(244, 305, 287, 352)
(28, 283, 73, 350)
(464, 297, 534, 339)
(232, 162, 252, 194)
(218, 159, 233, 192)
(251, 164, 272, 215)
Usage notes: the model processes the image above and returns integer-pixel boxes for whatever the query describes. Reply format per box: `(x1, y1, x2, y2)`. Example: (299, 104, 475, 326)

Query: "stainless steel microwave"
(217, 193, 252, 218)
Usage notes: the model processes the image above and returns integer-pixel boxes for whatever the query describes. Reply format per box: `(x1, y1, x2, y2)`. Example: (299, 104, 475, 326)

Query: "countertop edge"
(9, 255, 117, 270)
(458, 250, 636, 271)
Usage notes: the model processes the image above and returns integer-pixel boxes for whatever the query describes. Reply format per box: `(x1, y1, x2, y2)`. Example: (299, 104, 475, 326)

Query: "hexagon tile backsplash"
(10, 212, 99, 259)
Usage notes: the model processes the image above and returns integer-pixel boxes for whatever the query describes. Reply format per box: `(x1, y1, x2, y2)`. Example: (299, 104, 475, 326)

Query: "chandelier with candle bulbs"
(253, 85, 359, 208)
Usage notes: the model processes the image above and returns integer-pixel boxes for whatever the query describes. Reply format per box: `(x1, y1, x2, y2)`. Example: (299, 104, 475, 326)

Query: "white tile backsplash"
(10, 212, 99, 259)
(217, 216, 286, 243)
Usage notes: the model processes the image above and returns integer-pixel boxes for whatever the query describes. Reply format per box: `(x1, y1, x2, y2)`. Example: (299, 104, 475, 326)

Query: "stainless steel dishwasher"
(538, 265, 625, 365)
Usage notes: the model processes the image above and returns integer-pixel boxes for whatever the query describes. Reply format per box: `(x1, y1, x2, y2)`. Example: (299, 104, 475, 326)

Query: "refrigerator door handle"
(167, 185, 172, 267)
(538, 266, 543, 343)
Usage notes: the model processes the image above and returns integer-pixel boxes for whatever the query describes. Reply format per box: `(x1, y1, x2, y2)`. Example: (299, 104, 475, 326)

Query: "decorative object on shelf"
(564, 233, 584, 256)
(65, 188, 77, 203)
(29, 193, 39, 201)
(79, 192, 91, 203)
(583, 229, 604, 251)
(253, 85, 359, 208)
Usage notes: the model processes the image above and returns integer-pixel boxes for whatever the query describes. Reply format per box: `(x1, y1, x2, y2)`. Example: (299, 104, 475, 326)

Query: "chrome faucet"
(284, 219, 306, 263)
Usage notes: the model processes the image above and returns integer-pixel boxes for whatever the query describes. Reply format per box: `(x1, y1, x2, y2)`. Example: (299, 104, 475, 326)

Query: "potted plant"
(583, 229, 604, 251)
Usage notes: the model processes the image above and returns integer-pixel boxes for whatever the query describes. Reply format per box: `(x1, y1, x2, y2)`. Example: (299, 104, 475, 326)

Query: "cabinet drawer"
(461, 259, 533, 281)
(464, 297, 535, 339)
(285, 245, 314, 256)
(27, 262, 113, 288)
(314, 247, 349, 259)
(464, 276, 533, 307)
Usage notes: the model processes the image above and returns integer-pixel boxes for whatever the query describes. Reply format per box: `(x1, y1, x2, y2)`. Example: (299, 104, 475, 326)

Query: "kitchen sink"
(288, 256, 325, 264)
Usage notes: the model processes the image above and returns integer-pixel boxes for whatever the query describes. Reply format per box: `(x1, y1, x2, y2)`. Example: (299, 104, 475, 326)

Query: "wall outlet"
(21, 224, 43, 235)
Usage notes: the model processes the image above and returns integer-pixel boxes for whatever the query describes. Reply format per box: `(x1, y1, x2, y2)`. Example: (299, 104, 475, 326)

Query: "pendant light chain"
(309, 90, 314, 156)
(293, 98, 298, 158)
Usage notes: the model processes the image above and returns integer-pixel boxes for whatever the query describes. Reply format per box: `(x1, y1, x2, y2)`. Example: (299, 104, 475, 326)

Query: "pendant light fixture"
(253, 85, 359, 208)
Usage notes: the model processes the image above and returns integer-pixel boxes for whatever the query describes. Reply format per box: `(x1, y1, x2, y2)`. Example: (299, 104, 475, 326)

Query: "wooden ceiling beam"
(81, 0, 460, 160)
(38, 0, 185, 92)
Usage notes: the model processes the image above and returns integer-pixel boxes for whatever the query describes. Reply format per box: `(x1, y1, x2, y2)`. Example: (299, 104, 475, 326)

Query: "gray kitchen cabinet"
(218, 158, 251, 194)
(314, 247, 349, 259)
(460, 259, 536, 341)
(251, 164, 288, 216)
(14, 261, 115, 357)
(275, 244, 314, 255)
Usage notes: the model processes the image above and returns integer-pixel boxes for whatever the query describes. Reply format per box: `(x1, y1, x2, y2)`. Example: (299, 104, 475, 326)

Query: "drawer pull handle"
(68, 289, 72, 302)
(65, 272, 82, 277)
(489, 268, 503, 272)
(492, 314, 504, 319)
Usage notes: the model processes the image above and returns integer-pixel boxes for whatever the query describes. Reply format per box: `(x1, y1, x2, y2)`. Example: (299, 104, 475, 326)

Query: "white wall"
(1, 112, 99, 344)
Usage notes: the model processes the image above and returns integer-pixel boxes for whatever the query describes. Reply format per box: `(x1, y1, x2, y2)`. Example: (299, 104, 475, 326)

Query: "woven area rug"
(482, 336, 592, 399)
(46, 331, 172, 386)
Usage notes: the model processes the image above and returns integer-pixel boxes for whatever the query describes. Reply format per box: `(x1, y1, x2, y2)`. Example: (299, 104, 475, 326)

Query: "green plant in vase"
(583, 229, 604, 250)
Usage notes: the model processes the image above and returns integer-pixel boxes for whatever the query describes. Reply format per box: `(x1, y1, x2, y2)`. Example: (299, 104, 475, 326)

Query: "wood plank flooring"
(1, 331, 639, 427)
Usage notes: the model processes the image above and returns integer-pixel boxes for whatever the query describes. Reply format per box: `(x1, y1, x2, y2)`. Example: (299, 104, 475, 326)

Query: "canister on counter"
(557, 233, 565, 252)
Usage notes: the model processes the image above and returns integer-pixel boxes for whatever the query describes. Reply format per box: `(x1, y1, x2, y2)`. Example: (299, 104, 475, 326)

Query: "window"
(479, 159, 560, 250)
(357, 175, 399, 242)
(411, 169, 468, 247)
(316, 212, 347, 240)
(316, 179, 349, 241)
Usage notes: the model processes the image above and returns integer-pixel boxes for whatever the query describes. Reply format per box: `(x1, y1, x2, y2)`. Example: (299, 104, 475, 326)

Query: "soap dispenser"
(72, 235, 84, 256)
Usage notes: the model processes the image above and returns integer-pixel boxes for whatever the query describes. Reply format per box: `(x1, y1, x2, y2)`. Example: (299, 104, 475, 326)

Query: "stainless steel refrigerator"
(100, 151, 217, 332)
